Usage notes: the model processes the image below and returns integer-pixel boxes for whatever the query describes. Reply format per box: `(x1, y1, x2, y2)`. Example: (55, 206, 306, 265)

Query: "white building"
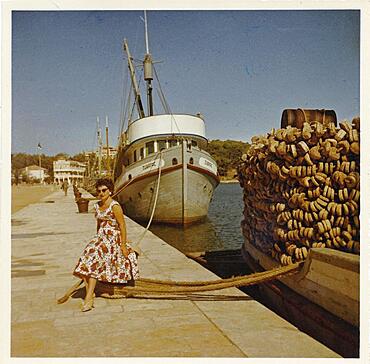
(53, 159, 86, 185)
(20, 165, 49, 182)
(101, 146, 117, 159)
(85, 146, 117, 159)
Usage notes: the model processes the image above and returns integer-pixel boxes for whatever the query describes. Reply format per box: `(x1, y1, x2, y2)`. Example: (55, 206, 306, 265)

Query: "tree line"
(11, 139, 250, 183)
(11, 152, 88, 183)
(205, 139, 250, 178)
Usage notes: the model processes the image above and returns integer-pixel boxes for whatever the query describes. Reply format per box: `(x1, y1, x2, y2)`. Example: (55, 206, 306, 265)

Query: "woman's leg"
(84, 277, 97, 302)
(83, 277, 89, 295)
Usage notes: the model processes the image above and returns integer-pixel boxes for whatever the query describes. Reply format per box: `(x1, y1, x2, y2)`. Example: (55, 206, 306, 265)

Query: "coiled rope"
(57, 261, 302, 303)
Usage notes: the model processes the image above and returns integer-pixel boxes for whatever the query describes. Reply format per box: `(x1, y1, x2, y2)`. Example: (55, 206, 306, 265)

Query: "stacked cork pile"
(237, 117, 360, 265)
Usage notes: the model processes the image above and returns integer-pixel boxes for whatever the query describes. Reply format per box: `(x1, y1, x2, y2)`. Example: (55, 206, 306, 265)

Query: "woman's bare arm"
(112, 203, 129, 258)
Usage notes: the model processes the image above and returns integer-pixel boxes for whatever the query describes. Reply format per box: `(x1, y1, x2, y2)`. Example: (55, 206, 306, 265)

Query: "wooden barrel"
(281, 109, 337, 129)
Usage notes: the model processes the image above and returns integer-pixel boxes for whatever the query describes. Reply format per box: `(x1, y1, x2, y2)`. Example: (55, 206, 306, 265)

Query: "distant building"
(85, 146, 117, 159)
(53, 159, 86, 185)
(101, 146, 117, 159)
(20, 165, 49, 182)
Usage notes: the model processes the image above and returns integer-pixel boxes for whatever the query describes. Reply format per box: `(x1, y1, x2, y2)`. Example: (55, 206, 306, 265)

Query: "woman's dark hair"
(95, 178, 114, 193)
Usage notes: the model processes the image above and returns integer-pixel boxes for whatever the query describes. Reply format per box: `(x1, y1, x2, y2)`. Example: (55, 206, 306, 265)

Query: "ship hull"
(114, 145, 219, 225)
(242, 239, 359, 326)
(242, 239, 359, 357)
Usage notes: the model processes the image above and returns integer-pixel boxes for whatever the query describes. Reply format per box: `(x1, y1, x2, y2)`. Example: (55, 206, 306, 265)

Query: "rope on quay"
(57, 262, 303, 303)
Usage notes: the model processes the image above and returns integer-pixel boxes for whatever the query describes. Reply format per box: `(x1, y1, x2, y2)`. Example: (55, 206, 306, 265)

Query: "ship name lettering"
(142, 162, 156, 170)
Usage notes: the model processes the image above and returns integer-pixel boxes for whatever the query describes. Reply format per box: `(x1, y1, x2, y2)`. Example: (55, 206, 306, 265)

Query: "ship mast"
(123, 39, 145, 119)
(143, 10, 154, 116)
(97, 116, 103, 176)
(123, 11, 154, 119)
(105, 115, 110, 176)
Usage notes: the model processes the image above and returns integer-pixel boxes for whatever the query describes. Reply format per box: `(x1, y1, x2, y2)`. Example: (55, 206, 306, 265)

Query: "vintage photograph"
(3, 2, 366, 361)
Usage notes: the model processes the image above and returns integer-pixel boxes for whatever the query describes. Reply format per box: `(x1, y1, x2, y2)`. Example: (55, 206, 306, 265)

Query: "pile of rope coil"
(237, 117, 360, 266)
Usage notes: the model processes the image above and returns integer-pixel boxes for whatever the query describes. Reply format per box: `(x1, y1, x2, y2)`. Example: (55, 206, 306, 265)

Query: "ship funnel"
(144, 54, 153, 80)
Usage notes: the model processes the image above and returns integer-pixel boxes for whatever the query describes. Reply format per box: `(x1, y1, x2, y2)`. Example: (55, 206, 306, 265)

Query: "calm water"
(149, 183, 245, 253)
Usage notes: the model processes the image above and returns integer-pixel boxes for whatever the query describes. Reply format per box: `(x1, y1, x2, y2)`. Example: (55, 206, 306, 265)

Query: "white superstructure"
(125, 114, 206, 145)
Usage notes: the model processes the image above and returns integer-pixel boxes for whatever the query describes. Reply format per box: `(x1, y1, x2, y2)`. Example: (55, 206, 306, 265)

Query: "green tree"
(205, 140, 250, 177)
(11, 153, 38, 170)
(71, 152, 87, 163)
(21, 171, 30, 184)
(12, 168, 21, 185)
(54, 153, 69, 160)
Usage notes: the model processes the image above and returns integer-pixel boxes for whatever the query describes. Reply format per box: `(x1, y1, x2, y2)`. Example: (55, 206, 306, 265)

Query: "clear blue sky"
(12, 10, 360, 156)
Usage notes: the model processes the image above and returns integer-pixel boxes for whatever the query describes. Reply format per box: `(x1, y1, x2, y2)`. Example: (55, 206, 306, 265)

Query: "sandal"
(81, 297, 94, 312)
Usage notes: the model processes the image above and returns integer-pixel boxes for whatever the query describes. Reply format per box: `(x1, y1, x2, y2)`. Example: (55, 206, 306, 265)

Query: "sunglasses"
(97, 188, 109, 193)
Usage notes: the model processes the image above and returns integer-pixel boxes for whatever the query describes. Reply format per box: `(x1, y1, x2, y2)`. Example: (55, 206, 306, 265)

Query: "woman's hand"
(120, 243, 129, 258)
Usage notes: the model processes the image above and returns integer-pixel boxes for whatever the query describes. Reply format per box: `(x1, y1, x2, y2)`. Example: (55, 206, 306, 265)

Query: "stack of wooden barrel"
(237, 116, 360, 265)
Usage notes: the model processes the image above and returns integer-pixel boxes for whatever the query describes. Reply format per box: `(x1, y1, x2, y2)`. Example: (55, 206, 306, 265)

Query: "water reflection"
(149, 217, 224, 253)
(148, 183, 244, 253)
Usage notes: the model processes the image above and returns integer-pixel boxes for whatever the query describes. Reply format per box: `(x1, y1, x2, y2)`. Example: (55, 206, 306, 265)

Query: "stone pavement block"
(54, 309, 124, 328)
(195, 300, 338, 358)
(122, 298, 184, 311)
(52, 334, 116, 357)
(102, 331, 244, 357)
(145, 323, 219, 340)
(151, 314, 209, 329)
(120, 306, 198, 320)
(11, 320, 58, 357)
(12, 335, 58, 357)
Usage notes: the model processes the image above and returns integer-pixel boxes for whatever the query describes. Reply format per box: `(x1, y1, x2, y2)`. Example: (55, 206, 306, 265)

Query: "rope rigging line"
(119, 57, 130, 136)
(136, 150, 163, 244)
(152, 66, 183, 137)
(110, 150, 163, 252)
(153, 65, 171, 114)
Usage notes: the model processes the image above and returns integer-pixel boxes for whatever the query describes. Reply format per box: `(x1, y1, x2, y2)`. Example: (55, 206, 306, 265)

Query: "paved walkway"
(10, 189, 340, 357)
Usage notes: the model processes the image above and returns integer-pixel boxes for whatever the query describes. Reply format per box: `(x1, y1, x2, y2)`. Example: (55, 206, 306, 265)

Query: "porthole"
(189, 157, 194, 165)
(172, 158, 178, 165)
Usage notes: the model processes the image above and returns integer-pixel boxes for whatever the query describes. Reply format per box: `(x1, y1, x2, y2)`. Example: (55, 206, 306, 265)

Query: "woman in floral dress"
(73, 178, 139, 312)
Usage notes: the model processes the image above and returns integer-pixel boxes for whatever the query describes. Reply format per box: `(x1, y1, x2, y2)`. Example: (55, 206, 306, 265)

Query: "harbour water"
(148, 182, 244, 253)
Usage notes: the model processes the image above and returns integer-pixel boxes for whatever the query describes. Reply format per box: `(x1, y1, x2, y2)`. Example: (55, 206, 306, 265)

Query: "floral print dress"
(73, 200, 139, 283)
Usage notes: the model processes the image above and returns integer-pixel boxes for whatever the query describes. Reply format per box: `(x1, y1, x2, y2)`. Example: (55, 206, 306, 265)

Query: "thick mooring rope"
(57, 262, 302, 303)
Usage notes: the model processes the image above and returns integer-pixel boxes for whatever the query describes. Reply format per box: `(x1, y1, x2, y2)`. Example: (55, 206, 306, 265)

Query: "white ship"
(113, 12, 219, 225)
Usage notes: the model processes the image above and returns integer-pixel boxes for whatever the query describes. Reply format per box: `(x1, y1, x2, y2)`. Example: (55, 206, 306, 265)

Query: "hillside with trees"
(205, 139, 250, 179)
